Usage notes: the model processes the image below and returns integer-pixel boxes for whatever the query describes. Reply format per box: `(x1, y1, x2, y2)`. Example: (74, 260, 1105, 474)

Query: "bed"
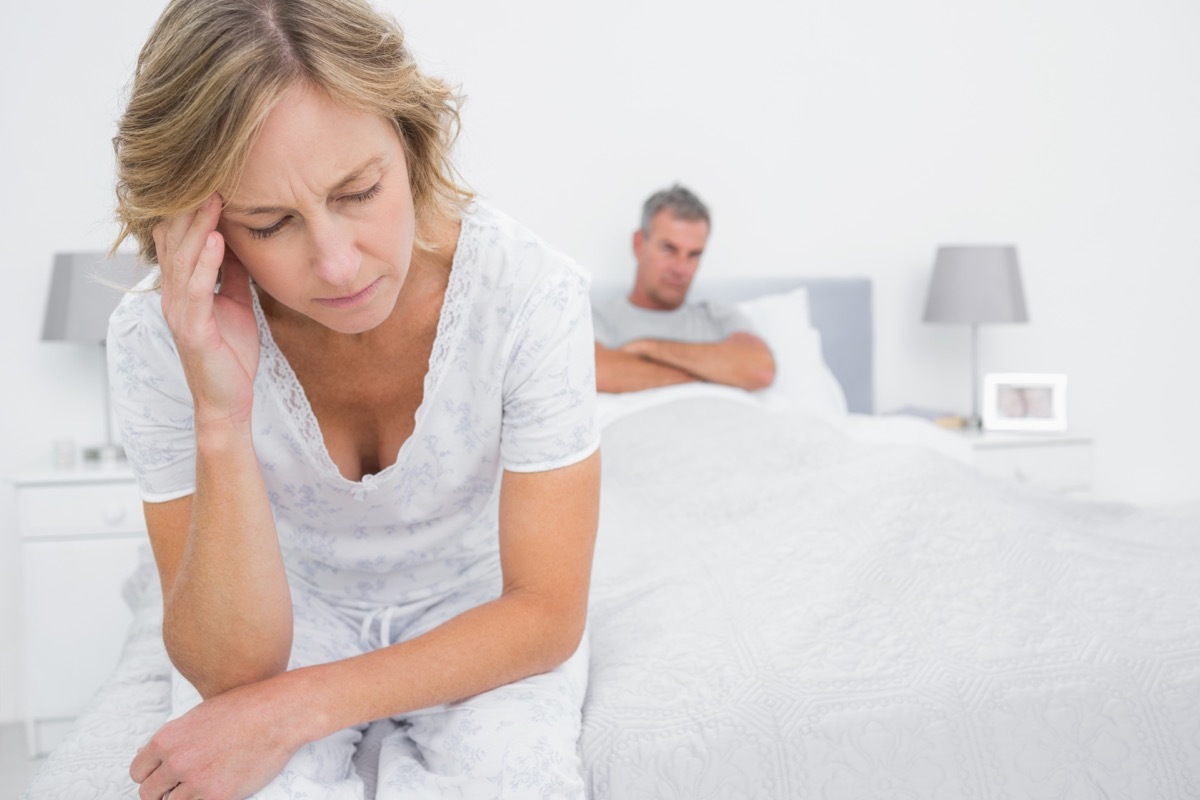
(24, 277, 1200, 799)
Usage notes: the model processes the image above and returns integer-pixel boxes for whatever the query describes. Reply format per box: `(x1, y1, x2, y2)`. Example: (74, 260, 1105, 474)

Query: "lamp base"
(83, 443, 126, 465)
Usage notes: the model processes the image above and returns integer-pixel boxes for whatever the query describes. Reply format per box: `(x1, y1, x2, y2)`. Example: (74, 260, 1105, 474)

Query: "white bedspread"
(25, 395, 1200, 799)
(582, 396, 1200, 798)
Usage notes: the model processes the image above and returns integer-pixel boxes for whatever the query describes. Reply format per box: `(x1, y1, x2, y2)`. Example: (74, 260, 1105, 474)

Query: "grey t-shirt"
(592, 295, 755, 348)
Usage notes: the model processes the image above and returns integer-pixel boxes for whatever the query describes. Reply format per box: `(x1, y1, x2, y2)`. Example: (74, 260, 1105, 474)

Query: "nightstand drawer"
(23, 537, 143, 724)
(17, 481, 145, 539)
(9, 469, 149, 757)
(972, 442, 1093, 491)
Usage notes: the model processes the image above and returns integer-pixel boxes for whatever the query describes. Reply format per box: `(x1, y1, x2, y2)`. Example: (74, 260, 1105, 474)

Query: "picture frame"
(982, 373, 1068, 432)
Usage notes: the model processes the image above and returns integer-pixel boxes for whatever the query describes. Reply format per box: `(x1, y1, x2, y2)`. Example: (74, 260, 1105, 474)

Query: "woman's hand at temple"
(154, 193, 260, 431)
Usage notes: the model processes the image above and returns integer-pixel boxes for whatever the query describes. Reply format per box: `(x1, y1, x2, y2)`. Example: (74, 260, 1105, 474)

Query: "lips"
(316, 277, 381, 309)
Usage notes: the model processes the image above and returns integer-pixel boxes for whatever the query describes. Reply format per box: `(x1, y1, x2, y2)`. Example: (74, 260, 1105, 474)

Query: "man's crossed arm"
(595, 332, 775, 394)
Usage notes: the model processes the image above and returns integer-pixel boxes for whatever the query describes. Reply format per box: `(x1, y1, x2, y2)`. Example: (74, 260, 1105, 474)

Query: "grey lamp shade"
(41, 252, 141, 342)
(922, 245, 1029, 325)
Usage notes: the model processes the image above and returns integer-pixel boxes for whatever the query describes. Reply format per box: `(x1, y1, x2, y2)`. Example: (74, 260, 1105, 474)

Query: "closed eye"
(249, 217, 289, 240)
(245, 182, 382, 241)
(345, 182, 382, 203)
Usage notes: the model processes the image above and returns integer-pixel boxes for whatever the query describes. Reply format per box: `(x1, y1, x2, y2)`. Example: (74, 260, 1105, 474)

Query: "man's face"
(629, 210, 709, 311)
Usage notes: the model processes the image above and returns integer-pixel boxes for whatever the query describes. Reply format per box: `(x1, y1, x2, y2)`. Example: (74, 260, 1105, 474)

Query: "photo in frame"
(982, 373, 1068, 432)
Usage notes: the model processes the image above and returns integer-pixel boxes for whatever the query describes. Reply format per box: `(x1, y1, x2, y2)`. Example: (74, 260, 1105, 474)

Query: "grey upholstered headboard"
(590, 276, 875, 414)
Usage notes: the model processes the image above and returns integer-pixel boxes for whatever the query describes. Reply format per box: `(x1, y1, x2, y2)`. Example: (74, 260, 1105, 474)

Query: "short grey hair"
(640, 184, 710, 235)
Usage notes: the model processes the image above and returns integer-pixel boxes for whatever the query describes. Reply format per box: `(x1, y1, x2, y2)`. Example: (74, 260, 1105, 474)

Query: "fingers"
(619, 339, 649, 357)
(216, 240, 253, 305)
(139, 778, 180, 800)
(177, 231, 225, 334)
(131, 746, 177, 800)
(153, 194, 227, 341)
(130, 745, 155, 783)
(154, 193, 223, 303)
(192, 230, 225, 302)
(138, 778, 178, 800)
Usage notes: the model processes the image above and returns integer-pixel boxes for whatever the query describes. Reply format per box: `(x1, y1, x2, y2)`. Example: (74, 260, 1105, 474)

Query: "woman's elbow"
(179, 656, 291, 700)
(164, 626, 292, 698)
(527, 600, 588, 673)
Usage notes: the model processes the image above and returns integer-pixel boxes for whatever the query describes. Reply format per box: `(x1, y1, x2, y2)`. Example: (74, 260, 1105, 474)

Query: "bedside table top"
(8, 464, 136, 487)
(956, 429, 1094, 450)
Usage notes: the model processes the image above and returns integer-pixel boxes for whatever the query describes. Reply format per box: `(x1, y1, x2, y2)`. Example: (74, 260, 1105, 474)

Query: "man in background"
(593, 184, 775, 393)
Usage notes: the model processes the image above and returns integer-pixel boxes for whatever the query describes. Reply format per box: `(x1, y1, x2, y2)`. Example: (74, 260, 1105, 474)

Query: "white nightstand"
(957, 429, 1095, 495)
(7, 466, 146, 757)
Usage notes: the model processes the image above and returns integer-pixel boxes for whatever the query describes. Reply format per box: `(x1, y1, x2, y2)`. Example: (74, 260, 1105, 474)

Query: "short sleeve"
(107, 288, 198, 502)
(708, 302, 758, 338)
(591, 301, 618, 348)
(501, 266, 601, 472)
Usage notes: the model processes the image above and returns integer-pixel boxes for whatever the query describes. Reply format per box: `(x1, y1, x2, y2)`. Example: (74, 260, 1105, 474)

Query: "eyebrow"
(223, 155, 386, 217)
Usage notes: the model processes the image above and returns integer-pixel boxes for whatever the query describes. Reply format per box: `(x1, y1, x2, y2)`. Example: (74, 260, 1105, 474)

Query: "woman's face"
(218, 82, 416, 335)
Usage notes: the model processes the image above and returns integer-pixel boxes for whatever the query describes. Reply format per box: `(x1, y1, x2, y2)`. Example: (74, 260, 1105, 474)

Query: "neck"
(627, 288, 684, 312)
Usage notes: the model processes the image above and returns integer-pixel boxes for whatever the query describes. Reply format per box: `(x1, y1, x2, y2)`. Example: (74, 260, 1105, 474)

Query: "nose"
(667, 256, 693, 280)
(309, 216, 361, 288)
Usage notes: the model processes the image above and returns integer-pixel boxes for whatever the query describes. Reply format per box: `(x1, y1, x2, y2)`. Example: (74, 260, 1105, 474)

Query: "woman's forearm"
(282, 589, 585, 744)
(162, 420, 294, 698)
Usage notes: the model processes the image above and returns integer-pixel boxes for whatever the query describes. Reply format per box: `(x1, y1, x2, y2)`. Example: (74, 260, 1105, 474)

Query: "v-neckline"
(250, 217, 475, 493)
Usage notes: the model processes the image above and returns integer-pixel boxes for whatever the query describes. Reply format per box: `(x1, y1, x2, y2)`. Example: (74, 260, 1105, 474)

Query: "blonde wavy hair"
(112, 0, 473, 269)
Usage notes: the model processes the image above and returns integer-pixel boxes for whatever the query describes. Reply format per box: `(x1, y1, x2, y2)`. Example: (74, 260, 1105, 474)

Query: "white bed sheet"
(598, 383, 974, 465)
(584, 395, 1200, 797)
(25, 392, 1200, 799)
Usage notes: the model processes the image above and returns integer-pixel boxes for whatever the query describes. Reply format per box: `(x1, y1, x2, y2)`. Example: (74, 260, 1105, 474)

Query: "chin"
(337, 297, 397, 333)
(653, 290, 688, 310)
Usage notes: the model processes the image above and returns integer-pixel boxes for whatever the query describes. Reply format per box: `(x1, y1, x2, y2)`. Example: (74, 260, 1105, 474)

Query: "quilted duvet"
(25, 395, 1200, 799)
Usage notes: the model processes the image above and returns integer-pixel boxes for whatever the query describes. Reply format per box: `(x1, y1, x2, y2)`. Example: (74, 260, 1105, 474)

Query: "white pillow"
(737, 285, 812, 331)
(736, 288, 848, 418)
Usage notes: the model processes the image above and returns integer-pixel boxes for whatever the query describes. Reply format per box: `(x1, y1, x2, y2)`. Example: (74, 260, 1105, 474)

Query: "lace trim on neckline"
(251, 209, 482, 493)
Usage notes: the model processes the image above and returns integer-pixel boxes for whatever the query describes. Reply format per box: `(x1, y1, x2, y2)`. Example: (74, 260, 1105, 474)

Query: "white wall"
(2, 0, 1197, 722)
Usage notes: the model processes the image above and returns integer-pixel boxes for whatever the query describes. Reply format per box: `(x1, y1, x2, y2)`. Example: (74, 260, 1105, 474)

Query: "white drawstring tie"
(359, 605, 400, 649)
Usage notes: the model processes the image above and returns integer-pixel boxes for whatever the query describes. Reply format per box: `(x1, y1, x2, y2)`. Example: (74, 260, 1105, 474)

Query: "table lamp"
(922, 245, 1028, 429)
(41, 251, 141, 463)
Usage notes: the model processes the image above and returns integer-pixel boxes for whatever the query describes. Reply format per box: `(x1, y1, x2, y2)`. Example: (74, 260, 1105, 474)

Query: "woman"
(108, 0, 600, 797)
